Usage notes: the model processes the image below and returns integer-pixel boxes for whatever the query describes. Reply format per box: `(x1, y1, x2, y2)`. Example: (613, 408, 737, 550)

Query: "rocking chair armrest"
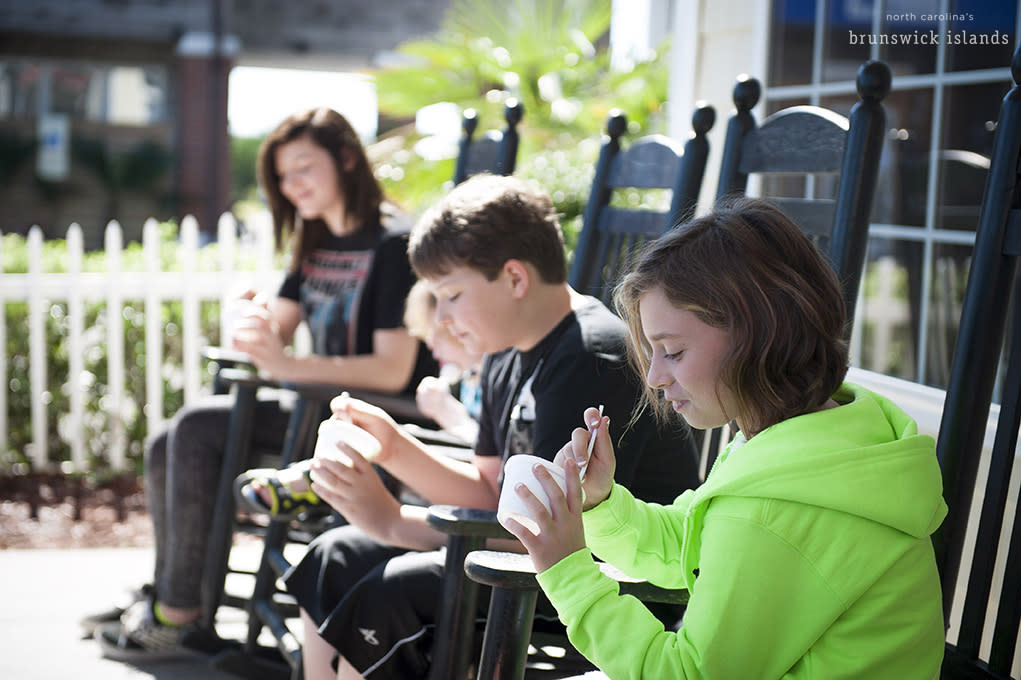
(213, 365, 429, 426)
(465, 549, 690, 605)
(217, 366, 277, 390)
(427, 505, 513, 540)
(202, 345, 253, 367)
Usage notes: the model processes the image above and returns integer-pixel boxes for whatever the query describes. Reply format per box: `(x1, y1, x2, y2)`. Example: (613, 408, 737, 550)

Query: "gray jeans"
(144, 392, 293, 609)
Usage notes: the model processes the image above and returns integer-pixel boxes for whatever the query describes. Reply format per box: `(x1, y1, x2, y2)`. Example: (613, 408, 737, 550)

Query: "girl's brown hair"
(614, 197, 848, 435)
(256, 107, 384, 272)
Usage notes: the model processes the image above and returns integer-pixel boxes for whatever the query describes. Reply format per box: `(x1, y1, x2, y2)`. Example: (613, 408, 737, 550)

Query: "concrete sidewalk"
(0, 545, 280, 680)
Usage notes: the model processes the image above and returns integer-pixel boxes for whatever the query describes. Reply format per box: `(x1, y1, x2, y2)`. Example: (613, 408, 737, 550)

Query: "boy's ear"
(503, 259, 531, 298)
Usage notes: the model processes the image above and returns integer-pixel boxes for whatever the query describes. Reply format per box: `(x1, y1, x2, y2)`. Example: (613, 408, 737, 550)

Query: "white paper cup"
(313, 419, 382, 464)
(221, 299, 263, 347)
(497, 454, 566, 534)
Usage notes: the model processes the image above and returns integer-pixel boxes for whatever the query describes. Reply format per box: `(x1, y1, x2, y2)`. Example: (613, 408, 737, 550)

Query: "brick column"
(175, 32, 238, 238)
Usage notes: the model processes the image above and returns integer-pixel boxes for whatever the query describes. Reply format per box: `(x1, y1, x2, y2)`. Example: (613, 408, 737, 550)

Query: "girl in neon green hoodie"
(502, 197, 947, 679)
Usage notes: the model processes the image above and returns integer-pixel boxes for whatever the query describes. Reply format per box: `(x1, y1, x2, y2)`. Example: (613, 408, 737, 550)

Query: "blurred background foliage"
(375, 0, 666, 139)
(71, 137, 174, 224)
(371, 0, 669, 247)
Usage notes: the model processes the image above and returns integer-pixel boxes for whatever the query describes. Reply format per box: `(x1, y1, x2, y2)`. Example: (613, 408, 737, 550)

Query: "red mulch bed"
(0, 473, 154, 549)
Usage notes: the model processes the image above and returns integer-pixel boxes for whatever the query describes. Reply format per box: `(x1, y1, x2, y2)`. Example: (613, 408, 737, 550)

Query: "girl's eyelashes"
(664, 349, 685, 361)
(447, 292, 461, 303)
(279, 164, 313, 182)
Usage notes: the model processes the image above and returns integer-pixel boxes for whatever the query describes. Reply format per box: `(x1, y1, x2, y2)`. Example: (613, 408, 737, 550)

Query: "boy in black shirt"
(285, 174, 698, 679)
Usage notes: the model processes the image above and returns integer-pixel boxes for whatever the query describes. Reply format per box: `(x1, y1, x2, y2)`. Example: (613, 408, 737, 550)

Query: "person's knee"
(357, 549, 444, 604)
(172, 399, 228, 436)
(164, 397, 233, 462)
(144, 427, 169, 472)
(319, 554, 441, 678)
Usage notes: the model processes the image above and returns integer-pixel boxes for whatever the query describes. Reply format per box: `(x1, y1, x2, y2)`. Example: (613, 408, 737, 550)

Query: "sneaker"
(79, 583, 154, 638)
(95, 600, 200, 662)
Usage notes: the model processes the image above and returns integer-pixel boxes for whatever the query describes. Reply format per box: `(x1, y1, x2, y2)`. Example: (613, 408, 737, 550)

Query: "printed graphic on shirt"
(459, 372, 482, 420)
(300, 248, 373, 356)
(359, 628, 380, 646)
(504, 359, 543, 461)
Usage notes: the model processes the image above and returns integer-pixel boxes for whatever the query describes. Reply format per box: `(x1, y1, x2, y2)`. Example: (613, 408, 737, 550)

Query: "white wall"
(664, 0, 771, 212)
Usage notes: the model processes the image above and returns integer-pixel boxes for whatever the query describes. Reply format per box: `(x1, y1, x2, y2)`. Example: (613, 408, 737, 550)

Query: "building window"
(0, 59, 168, 125)
(767, 0, 1017, 392)
(0, 61, 42, 118)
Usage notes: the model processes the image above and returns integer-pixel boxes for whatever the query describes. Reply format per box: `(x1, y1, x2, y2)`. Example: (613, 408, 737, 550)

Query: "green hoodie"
(537, 383, 947, 679)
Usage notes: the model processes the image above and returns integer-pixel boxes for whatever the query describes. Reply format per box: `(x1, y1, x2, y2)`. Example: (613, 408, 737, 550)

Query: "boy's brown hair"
(615, 197, 849, 434)
(408, 174, 566, 283)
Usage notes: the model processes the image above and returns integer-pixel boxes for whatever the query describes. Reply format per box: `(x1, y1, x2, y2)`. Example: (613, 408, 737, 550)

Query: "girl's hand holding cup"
(222, 292, 271, 351)
(498, 454, 587, 572)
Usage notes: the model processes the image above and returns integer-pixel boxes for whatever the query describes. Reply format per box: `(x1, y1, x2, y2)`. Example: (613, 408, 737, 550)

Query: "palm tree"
(371, 0, 670, 222)
(377, 0, 667, 136)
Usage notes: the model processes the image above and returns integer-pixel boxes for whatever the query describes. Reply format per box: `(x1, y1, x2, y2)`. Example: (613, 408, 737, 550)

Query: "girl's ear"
(503, 259, 531, 299)
(340, 148, 358, 172)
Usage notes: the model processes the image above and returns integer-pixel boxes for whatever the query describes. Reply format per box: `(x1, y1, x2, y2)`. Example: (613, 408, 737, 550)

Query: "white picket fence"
(0, 212, 285, 473)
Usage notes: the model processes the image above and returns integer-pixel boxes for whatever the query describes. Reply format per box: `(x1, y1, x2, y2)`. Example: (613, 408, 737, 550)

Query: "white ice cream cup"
(221, 298, 263, 347)
(313, 419, 382, 464)
(497, 454, 566, 534)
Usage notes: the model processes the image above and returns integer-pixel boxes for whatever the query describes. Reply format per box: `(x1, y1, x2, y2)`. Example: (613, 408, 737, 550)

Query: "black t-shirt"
(277, 223, 437, 395)
(475, 297, 698, 504)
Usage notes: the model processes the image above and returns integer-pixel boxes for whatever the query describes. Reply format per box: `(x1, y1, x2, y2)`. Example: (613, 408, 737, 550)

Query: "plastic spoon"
(577, 404, 604, 481)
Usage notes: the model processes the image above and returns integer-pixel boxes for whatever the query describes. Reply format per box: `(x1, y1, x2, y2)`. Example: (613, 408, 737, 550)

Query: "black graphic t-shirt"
(298, 247, 373, 356)
(277, 222, 438, 394)
(474, 297, 699, 503)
